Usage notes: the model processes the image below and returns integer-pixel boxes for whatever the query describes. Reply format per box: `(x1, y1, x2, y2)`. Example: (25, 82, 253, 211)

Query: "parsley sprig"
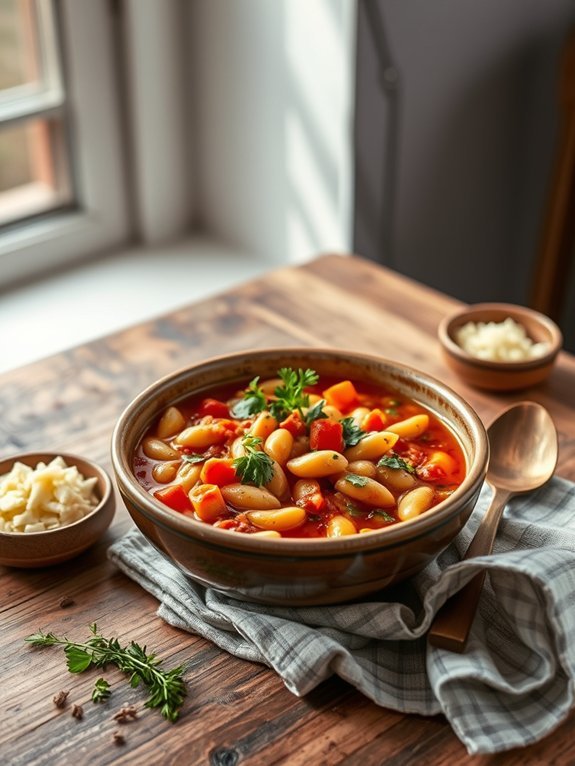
(304, 398, 328, 427)
(92, 677, 111, 703)
(378, 455, 416, 474)
(340, 417, 367, 448)
(26, 623, 187, 722)
(233, 435, 274, 486)
(231, 377, 267, 419)
(269, 368, 318, 421)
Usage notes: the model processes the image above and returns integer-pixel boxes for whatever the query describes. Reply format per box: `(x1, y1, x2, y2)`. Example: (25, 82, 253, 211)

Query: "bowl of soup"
(111, 349, 488, 605)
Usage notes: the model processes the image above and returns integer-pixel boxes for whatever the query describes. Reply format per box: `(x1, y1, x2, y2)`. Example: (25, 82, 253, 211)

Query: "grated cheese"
(0, 456, 98, 533)
(455, 317, 549, 362)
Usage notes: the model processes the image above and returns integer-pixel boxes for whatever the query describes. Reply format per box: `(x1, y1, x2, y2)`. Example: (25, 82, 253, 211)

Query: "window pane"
(0, 0, 40, 92)
(0, 116, 72, 225)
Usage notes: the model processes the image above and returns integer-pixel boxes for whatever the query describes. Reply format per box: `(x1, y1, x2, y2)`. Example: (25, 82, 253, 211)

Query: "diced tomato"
(200, 458, 237, 486)
(279, 411, 307, 437)
(189, 483, 228, 522)
(198, 398, 230, 418)
(214, 518, 240, 530)
(362, 408, 388, 432)
(153, 484, 191, 513)
(322, 380, 359, 412)
(417, 463, 447, 483)
(309, 419, 344, 452)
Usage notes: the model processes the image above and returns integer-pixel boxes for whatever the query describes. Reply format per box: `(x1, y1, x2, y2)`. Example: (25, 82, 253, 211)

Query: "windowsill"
(0, 234, 278, 374)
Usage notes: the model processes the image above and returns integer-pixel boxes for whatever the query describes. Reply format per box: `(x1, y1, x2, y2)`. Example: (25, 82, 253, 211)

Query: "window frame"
(0, 0, 130, 287)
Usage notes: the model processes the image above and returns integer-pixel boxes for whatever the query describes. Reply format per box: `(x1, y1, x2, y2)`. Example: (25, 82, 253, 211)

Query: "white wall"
(187, 0, 356, 265)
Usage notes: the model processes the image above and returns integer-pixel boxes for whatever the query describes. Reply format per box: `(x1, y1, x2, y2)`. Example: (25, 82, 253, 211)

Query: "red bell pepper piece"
(309, 419, 344, 452)
(362, 408, 388, 432)
(279, 411, 307, 437)
(154, 484, 191, 513)
(200, 458, 237, 486)
(198, 398, 230, 419)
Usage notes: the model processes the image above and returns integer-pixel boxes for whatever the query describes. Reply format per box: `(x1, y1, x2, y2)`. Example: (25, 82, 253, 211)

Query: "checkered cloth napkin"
(108, 477, 575, 755)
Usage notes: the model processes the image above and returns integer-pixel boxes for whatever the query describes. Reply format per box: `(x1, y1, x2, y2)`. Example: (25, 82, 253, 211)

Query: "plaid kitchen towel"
(108, 476, 575, 755)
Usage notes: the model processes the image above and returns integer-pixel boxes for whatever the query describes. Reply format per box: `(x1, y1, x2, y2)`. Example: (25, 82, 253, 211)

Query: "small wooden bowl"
(0, 452, 115, 568)
(438, 303, 562, 391)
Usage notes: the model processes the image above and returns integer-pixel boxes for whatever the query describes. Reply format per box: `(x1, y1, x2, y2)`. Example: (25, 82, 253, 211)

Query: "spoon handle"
(428, 488, 512, 652)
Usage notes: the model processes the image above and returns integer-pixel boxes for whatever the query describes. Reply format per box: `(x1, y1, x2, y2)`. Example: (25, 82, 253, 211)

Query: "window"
(0, 0, 129, 287)
(0, 0, 71, 227)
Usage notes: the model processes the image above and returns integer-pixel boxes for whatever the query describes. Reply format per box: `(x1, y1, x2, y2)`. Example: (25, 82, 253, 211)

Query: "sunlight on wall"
(193, 0, 356, 265)
(284, 0, 354, 263)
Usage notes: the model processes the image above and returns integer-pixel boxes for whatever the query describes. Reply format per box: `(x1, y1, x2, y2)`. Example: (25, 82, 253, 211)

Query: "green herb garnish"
(345, 473, 369, 488)
(340, 417, 367, 448)
(377, 455, 416, 474)
(233, 435, 274, 486)
(370, 509, 395, 523)
(345, 501, 365, 517)
(26, 624, 186, 722)
(181, 453, 206, 464)
(92, 677, 111, 703)
(231, 376, 267, 419)
(269, 368, 318, 421)
(304, 398, 328, 427)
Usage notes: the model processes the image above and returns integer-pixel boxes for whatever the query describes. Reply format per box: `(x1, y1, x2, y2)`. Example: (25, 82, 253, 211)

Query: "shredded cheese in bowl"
(455, 317, 550, 362)
(0, 456, 99, 533)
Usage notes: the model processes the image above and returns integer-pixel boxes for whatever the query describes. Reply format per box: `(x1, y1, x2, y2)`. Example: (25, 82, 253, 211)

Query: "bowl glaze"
(438, 303, 562, 392)
(111, 348, 489, 606)
(0, 452, 115, 567)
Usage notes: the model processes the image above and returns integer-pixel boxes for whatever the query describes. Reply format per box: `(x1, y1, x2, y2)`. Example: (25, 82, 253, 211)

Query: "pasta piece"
(175, 424, 227, 448)
(156, 406, 186, 439)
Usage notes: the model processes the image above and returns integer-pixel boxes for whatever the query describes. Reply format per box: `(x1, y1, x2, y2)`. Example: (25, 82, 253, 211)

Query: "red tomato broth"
(133, 374, 466, 538)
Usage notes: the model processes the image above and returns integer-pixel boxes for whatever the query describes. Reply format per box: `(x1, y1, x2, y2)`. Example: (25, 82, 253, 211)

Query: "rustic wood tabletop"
(2, 254, 574, 765)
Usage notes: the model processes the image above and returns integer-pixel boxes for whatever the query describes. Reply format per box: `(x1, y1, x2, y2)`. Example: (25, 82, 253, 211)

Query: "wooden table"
(2, 254, 575, 766)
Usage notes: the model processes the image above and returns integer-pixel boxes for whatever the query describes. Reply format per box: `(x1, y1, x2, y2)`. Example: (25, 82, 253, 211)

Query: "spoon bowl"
(487, 402, 558, 494)
(428, 401, 558, 652)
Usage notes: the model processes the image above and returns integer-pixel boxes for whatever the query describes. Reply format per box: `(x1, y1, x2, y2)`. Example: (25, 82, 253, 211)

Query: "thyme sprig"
(26, 624, 186, 722)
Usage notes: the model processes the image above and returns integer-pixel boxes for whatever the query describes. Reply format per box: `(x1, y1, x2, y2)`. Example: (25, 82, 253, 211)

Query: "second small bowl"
(438, 303, 562, 391)
(0, 452, 115, 568)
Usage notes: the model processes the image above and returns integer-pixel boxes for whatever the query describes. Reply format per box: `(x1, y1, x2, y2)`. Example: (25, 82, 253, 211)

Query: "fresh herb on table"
(233, 435, 274, 486)
(92, 677, 112, 703)
(230, 376, 268, 418)
(340, 417, 367, 448)
(344, 473, 369, 488)
(181, 453, 207, 465)
(26, 623, 187, 722)
(269, 367, 319, 421)
(377, 455, 416, 474)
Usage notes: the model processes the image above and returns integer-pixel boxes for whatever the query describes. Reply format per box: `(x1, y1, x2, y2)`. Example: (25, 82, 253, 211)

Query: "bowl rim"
(111, 347, 489, 555)
(438, 302, 563, 371)
(0, 451, 113, 538)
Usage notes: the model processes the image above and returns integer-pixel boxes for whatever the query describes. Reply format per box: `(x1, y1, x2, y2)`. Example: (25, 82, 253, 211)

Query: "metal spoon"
(428, 401, 558, 652)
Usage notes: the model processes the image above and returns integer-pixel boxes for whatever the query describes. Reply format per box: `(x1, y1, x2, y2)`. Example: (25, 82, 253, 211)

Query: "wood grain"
(1, 254, 574, 765)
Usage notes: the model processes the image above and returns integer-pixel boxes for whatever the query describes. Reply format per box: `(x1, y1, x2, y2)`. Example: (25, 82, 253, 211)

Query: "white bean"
(376, 464, 417, 492)
(265, 460, 290, 501)
(335, 474, 395, 507)
(156, 406, 186, 439)
(175, 424, 226, 448)
(221, 484, 281, 510)
(249, 411, 278, 440)
(264, 428, 294, 466)
(152, 461, 180, 483)
(326, 515, 357, 537)
(177, 462, 202, 493)
(344, 432, 398, 462)
(397, 486, 435, 521)
(143, 438, 181, 461)
(387, 414, 429, 439)
(246, 506, 307, 531)
(346, 460, 377, 478)
(287, 450, 348, 478)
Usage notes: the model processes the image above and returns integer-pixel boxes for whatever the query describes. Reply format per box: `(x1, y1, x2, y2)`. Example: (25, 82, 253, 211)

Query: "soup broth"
(133, 369, 466, 539)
